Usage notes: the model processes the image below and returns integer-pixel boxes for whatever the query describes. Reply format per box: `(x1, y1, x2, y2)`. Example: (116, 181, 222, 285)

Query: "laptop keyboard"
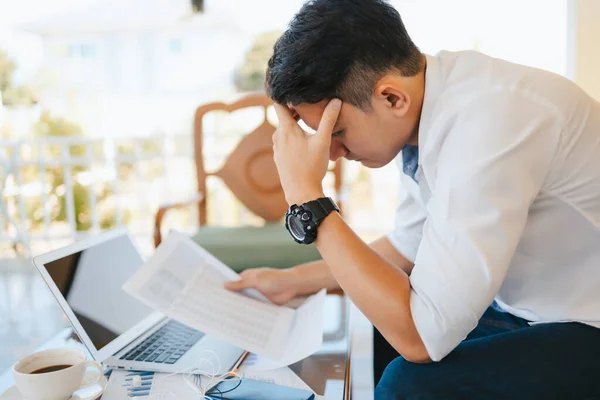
(120, 320, 204, 364)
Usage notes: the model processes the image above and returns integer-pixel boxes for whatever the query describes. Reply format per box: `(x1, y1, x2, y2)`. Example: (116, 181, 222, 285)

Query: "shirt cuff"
(409, 285, 480, 362)
(409, 291, 454, 362)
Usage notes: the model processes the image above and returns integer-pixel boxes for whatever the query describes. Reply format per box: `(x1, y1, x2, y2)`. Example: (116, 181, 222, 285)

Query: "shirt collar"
(416, 53, 444, 160)
(401, 144, 420, 183)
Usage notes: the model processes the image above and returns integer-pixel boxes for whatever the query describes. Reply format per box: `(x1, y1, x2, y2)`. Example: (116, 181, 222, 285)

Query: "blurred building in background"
(17, 0, 256, 138)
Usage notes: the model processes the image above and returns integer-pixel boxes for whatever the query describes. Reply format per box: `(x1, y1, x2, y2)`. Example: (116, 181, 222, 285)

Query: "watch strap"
(305, 197, 339, 222)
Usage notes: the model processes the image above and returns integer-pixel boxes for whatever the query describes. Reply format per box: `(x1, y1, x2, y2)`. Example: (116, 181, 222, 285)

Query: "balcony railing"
(0, 134, 201, 257)
(1, 134, 398, 259)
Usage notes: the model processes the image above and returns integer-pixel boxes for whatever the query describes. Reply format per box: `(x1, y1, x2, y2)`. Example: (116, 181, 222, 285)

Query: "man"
(226, 0, 600, 398)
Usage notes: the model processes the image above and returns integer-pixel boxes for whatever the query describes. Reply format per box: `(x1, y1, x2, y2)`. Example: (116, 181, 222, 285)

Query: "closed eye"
(332, 129, 344, 138)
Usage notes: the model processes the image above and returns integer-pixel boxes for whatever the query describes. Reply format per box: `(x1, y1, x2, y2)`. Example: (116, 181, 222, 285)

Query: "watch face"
(286, 213, 306, 241)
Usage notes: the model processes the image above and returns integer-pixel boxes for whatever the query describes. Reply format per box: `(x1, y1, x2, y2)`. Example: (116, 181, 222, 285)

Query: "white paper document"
(123, 232, 325, 366)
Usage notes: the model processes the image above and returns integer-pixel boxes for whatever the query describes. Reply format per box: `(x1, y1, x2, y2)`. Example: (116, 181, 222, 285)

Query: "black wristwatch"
(285, 197, 339, 244)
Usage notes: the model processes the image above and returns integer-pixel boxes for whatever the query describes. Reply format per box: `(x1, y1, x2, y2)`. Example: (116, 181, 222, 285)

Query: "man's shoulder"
(434, 49, 490, 64)
(434, 49, 538, 76)
(433, 49, 496, 77)
(430, 50, 578, 122)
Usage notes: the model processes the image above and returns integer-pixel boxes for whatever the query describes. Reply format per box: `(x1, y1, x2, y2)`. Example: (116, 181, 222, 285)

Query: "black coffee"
(30, 364, 72, 374)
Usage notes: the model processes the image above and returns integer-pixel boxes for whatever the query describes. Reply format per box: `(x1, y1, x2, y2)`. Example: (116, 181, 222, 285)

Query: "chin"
(360, 159, 387, 168)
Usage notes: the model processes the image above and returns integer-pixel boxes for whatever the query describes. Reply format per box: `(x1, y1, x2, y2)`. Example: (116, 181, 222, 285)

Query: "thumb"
(224, 278, 254, 292)
(316, 98, 342, 144)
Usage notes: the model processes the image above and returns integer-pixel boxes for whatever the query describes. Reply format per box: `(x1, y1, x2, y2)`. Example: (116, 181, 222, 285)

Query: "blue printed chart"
(123, 371, 155, 397)
(103, 370, 203, 399)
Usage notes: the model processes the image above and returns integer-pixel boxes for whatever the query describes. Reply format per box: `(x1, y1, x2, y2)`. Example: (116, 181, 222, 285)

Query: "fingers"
(317, 98, 342, 140)
(287, 104, 300, 121)
(224, 269, 259, 291)
(273, 103, 297, 129)
(224, 280, 246, 291)
(224, 278, 253, 291)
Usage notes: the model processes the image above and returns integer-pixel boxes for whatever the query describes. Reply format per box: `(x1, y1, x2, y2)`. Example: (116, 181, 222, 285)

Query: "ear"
(374, 78, 411, 117)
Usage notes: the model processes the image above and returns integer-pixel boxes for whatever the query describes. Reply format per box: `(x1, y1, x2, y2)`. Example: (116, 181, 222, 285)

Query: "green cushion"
(190, 223, 321, 272)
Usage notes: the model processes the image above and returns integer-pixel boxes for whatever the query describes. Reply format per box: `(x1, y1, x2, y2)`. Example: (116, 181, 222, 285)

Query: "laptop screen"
(43, 234, 154, 351)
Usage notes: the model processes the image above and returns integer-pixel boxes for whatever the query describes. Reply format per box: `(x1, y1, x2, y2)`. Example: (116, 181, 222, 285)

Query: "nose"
(329, 140, 348, 162)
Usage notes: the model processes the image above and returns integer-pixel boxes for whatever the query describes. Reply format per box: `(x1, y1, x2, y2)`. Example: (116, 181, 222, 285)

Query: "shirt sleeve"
(410, 92, 561, 361)
(387, 171, 428, 263)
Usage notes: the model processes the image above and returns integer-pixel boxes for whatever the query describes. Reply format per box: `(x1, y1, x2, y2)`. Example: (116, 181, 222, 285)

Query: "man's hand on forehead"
(272, 99, 342, 205)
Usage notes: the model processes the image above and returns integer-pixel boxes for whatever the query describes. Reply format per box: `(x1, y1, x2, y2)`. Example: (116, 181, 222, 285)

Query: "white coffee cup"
(13, 348, 104, 400)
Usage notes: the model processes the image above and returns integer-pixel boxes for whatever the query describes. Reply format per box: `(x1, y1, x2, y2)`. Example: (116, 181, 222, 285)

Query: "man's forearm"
(289, 259, 341, 295)
(290, 236, 414, 296)
(315, 212, 430, 363)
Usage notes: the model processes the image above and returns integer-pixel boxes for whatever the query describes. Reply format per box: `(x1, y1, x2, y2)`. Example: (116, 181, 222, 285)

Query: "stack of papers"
(123, 232, 326, 367)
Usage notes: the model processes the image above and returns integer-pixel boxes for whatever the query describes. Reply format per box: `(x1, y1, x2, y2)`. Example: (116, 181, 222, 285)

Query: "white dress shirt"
(388, 50, 600, 361)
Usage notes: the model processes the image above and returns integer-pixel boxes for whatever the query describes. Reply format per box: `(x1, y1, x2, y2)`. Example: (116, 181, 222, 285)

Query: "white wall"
(571, 0, 600, 100)
(393, 0, 569, 77)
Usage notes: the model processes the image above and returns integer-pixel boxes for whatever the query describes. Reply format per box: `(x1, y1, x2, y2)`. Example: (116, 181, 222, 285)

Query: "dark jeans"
(375, 302, 600, 400)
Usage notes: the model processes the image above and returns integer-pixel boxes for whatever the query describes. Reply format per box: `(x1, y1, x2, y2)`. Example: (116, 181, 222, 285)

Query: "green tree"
(0, 49, 36, 106)
(0, 49, 16, 93)
(1, 47, 129, 234)
(234, 31, 281, 92)
(28, 111, 130, 231)
(32, 111, 87, 228)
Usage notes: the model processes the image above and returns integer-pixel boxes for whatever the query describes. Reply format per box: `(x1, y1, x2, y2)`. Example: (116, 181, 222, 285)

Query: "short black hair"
(266, 0, 422, 110)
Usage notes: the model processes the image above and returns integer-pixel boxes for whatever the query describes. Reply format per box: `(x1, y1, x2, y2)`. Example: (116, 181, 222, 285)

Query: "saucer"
(0, 370, 107, 400)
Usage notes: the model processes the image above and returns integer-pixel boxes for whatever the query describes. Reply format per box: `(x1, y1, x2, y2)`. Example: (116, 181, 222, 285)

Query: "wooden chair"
(154, 93, 343, 272)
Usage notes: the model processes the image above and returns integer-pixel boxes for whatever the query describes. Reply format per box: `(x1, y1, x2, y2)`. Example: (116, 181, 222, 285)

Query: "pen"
(229, 350, 249, 376)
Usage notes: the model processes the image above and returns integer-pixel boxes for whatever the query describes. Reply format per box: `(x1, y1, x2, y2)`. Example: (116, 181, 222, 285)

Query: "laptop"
(32, 227, 246, 374)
